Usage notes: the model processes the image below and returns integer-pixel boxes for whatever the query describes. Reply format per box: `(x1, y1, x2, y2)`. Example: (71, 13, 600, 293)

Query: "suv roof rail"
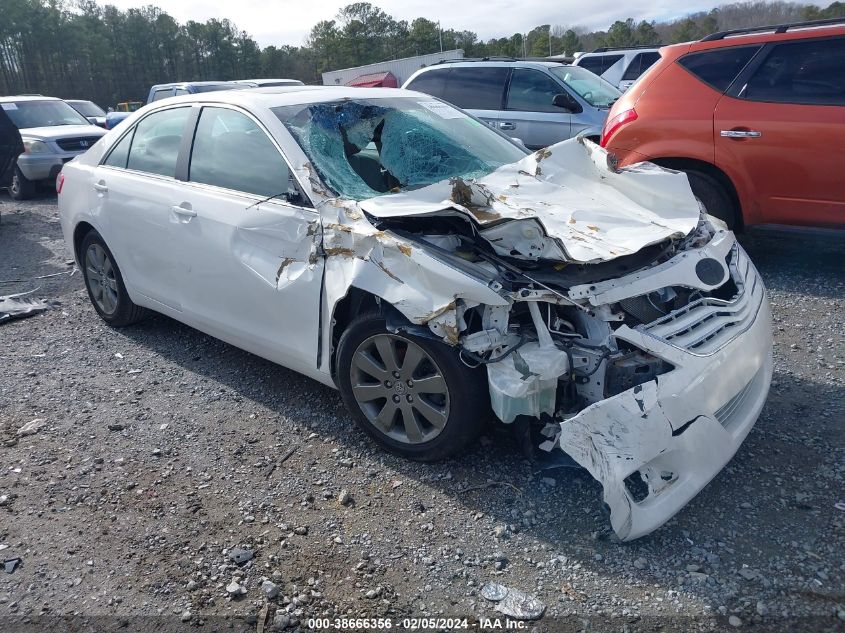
(433, 56, 518, 65)
(701, 16, 845, 41)
(590, 44, 660, 53)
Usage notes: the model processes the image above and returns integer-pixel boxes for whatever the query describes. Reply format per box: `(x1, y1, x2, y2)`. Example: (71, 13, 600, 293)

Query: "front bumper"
(558, 238, 773, 540)
(17, 153, 76, 182)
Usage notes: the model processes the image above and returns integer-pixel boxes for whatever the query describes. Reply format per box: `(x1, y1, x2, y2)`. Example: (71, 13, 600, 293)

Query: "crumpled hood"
(359, 138, 701, 264)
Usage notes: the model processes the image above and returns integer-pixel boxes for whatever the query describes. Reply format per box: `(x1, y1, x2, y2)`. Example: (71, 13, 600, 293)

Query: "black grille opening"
(56, 136, 101, 152)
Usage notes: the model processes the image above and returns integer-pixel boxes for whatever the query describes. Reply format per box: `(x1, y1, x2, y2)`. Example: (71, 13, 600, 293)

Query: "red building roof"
(345, 71, 398, 88)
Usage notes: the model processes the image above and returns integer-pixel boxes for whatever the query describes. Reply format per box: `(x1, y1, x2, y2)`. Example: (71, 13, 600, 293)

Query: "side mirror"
(510, 137, 527, 149)
(552, 93, 582, 113)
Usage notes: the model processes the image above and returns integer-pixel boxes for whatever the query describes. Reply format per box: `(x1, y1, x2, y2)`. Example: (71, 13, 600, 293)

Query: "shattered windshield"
(549, 66, 621, 108)
(273, 97, 527, 200)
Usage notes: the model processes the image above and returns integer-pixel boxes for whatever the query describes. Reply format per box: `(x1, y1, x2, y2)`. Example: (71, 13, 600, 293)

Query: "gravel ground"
(0, 193, 843, 633)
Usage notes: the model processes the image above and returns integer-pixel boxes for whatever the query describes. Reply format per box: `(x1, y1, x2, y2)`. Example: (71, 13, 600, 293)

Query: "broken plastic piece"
(480, 582, 508, 602)
(488, 587, 546, 621)
(3, 557, 22, 574)
(0, 293, 53, 324)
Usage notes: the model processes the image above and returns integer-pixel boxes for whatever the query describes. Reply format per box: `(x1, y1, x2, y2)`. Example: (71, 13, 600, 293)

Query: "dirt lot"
(0, 193, 843, 633)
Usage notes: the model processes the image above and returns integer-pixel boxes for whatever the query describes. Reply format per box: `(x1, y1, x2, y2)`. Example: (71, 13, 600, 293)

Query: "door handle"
(93, 182, 108, 193)
(720, 129, 762, 138)
(499, 121, 516, 131)
(170, 204, 196, 219)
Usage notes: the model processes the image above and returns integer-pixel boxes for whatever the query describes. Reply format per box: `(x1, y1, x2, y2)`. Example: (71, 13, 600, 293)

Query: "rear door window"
(741, 37, 845, 106)
(621, 52, 661, 81)
(125, 107, 190, 177)
(678, 45, 761, 92)
(441, 67, 509, 110)
(405, 69, 450, 99)
(578, 54, 623, 75)
(506, 69, 566, 113)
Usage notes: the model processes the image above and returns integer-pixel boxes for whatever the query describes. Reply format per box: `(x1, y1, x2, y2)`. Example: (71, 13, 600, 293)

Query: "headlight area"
(445, 230, 772, 541)
(23, 139, 51, 154)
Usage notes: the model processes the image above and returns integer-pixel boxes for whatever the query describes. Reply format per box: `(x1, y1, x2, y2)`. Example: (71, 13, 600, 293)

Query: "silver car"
(403, 60, 620, 149)
(0, 96, 105, 199)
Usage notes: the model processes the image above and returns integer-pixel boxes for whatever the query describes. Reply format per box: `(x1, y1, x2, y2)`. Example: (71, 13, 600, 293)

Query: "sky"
(101, 0, 738, 47)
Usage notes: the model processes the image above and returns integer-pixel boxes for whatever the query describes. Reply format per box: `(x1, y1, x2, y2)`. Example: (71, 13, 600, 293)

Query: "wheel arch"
(72, 221, 97, 264)
(650, 157, 744, 230)
(328, 287, 443, 382)
(329, 287, 381, 381)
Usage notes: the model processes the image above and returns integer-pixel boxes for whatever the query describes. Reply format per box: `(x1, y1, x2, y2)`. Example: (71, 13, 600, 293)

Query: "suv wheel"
(336, 312, 489, 461)
(9, 167, 35, 200)
(685, 170, 737, 229)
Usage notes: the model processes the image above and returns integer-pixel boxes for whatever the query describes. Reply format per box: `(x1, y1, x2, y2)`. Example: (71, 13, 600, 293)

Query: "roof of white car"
(153, 86, 425, 109)
(0, 95, 61, 102)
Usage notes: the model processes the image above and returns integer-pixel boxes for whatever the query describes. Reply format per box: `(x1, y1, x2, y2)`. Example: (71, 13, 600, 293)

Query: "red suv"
(601, 18, 845, 229)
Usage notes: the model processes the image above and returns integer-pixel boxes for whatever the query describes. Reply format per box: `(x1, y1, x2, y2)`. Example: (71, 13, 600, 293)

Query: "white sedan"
(58, 87, 772, 541)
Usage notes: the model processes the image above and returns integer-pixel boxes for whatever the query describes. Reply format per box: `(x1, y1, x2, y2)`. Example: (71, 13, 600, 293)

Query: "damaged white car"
(58, 87, 773, 540)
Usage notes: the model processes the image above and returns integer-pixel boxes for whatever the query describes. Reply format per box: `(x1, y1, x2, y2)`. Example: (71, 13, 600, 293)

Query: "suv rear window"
(441, 67, 509, 110)
(405, 69, 450, 99)
(578, 54, 623, 76)
(621, 52, 661, 81)
(742, 37, 845, 106)
(678, 45, 761, 92)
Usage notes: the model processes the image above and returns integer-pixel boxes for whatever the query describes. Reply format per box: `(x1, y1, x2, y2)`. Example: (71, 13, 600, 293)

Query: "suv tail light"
(600, 108, 638, 148)
(56, 172, 64, 194)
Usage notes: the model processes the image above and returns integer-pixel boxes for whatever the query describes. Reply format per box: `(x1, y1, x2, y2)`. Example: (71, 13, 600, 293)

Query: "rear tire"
(685, 170, 737, 230)
(336, 312, 490, 461)
(9, 166, 35, 200)
(80, 230, 148, 326)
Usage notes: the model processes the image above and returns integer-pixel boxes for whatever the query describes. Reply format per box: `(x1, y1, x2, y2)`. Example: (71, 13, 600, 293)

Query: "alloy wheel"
(350, 333, 450, 444)
(85, 243, 119, 315)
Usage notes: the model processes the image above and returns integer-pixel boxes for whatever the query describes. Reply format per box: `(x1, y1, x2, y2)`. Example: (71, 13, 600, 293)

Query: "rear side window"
(442, 67, 509, 110)
(621, 52, 661, 81)
(678, 45, 761, 92)
(506, 69, 566, 113)
(578, 54, 623, 76)
(742, 37, 845, 106)
(151, 88, 173, 101)
(126, 107, 190, 177)
(189, 107, 289, 197)
(405, 69, 450, 98)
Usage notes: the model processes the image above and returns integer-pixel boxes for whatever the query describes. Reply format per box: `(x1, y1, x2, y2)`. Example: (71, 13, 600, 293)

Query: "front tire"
(80, 230, 148, 326)
(9, 166, 35, 200)
(336, 312, 490, 461)
(685, 170, 737, 230)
